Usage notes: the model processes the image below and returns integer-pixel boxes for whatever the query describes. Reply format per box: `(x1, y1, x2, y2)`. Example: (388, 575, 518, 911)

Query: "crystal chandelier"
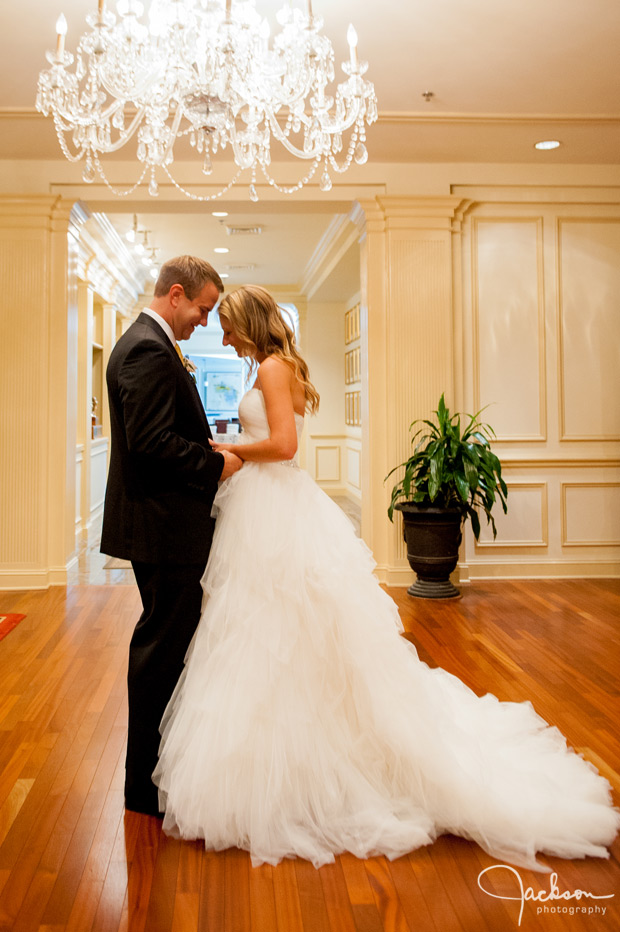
(36, 0, 378, 201)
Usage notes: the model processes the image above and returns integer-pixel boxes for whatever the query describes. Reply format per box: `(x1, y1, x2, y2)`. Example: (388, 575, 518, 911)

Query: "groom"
(101, 255, 242, 816)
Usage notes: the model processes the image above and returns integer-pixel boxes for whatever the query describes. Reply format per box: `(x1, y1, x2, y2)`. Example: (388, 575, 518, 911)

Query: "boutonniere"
(181, 356, 197, 383)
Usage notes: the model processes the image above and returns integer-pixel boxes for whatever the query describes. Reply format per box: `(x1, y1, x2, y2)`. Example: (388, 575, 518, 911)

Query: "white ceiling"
(1, 0, 619, 297)
(3, 0, 620, 114)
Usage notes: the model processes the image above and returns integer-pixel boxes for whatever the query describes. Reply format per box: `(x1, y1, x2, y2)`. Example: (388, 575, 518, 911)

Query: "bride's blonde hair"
(218, 285, 320, 414)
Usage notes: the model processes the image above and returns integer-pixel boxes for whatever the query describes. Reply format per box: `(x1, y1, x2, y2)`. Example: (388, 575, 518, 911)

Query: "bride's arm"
(210, 357, 299, 462)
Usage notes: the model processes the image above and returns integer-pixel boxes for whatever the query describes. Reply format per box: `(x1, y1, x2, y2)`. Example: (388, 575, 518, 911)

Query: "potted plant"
(386, 394, 508, 599)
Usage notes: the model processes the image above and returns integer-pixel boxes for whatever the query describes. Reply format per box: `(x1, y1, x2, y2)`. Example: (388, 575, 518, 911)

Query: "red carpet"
(0, 614, 26, 642)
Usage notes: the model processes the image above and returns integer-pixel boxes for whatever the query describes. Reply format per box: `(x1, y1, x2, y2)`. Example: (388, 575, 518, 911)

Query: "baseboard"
(317, 483, 348, 496)
(375, 560, 620, 587)
(0, 569, 58, 590)
(463, 560, 620, 580)
(0, 557, 78, 590)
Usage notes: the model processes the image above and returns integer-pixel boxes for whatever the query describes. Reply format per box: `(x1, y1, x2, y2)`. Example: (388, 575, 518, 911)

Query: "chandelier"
(36, 0, 378, 201)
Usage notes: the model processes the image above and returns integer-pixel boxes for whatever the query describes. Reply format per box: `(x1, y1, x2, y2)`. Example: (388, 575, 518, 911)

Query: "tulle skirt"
(153, 461, 619, 869)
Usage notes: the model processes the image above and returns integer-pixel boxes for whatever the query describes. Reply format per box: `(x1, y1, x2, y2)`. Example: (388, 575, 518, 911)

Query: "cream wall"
(0, 162, 619, 588)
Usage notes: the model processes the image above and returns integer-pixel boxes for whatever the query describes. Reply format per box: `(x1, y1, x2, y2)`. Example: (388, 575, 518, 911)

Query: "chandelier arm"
(94, 107, 147, 154)
(160, 105, 184, 166)
(229, 131, 258, 173)
(313, 100, 367, 138)
(267, 114, 324, 160)
(53, 95, 128, 132)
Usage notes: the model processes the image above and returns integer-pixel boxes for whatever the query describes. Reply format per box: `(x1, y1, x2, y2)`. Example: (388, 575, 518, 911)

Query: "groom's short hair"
(154, 256, 224, 300)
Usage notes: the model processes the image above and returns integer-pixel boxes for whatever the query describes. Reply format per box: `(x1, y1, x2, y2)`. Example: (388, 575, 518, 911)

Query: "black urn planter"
(395, 502, 463, 599)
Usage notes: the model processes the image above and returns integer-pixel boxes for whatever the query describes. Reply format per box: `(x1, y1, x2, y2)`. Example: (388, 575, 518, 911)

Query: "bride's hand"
(209, 439, 238, 455)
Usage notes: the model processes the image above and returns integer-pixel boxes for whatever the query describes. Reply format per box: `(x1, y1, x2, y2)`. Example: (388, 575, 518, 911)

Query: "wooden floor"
(0, 579, 618, 932)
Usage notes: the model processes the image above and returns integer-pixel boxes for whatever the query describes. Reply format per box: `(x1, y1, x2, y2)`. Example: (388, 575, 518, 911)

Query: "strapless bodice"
(237, 388, 304, 465)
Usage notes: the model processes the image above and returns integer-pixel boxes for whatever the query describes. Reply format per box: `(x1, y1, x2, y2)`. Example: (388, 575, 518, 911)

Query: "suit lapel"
(135, 313, 212, 437)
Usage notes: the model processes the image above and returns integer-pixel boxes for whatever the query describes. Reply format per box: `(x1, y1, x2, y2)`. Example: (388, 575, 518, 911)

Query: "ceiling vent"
(225, 225, 263, 236)
(222, 263, 257, 271)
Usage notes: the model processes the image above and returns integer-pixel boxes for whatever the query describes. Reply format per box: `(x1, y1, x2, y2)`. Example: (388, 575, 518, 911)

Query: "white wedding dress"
(153, 388, 619, 869)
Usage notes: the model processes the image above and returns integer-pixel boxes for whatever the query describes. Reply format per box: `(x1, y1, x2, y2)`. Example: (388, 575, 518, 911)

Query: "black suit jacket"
(100, 313, 225, 564)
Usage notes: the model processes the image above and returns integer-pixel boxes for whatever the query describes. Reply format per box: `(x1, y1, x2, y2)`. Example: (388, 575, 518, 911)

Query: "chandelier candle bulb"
(55, 13, 67, 59)
(347, 24, 358, 69)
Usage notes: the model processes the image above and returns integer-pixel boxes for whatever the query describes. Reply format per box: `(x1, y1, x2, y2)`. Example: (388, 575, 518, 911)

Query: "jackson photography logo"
(477, 865, 615, 926)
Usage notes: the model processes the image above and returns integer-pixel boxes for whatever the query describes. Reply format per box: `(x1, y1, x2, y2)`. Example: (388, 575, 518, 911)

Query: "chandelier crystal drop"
(36, 0, 378, 201)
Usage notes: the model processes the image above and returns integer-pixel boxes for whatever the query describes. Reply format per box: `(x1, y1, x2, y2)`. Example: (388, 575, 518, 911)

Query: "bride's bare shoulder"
(257, 356, 294, 381)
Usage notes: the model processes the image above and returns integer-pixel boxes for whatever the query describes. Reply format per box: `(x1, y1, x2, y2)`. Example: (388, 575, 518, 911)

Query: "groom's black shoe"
(125, 796, 163, 818)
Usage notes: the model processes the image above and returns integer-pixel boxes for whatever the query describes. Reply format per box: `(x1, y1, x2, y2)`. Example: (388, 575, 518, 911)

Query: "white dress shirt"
(142, 307, 176, 347)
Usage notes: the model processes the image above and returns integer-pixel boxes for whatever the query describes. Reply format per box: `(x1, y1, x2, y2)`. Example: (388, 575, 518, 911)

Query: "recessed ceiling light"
(535, 140, 561, 150)
(212, 211, 228, 217)
(214, 247, 229, 253)
(220, 272, 229, 279)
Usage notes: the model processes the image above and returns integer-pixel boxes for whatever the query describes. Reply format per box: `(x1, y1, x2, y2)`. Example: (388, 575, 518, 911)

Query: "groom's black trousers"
(126, 560, 205, 815)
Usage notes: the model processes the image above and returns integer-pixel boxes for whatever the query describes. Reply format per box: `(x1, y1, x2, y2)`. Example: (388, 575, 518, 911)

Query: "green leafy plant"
(387, 394, 508, 541)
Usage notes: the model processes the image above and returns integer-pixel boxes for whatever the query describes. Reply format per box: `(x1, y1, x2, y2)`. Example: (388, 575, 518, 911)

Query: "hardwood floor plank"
(272, 857, 304, 932)
(318, 859, 357, 932)
(224, 848, 251, 932)
(143, 833, 181, 932)
(197, 850, 226, 932)
(406, 842, 467, 932)
(293, 859, 331, 932)
(0, 779, 34, 847)
(384, 856, 438, 932)
(364, 857, 411, 932)
(121, 817, 161, 932)
(248, 861, 277, 932)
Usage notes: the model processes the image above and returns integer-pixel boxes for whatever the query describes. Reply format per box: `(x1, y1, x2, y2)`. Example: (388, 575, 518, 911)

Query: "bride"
(153, 285, 619, 870)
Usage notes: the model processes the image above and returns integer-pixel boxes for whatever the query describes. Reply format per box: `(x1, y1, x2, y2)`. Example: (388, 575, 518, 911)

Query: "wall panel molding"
(471, 216, 546, 441)
(501, 457, 620, 468)
(314, 445, 342, 483)
(557, 217, 620, 441)
(475, 482, 548, 549)
(561, 482, 620, 547)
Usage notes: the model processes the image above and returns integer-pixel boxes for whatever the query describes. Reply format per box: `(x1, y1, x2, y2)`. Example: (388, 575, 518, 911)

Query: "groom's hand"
(219, 449, 243, 479)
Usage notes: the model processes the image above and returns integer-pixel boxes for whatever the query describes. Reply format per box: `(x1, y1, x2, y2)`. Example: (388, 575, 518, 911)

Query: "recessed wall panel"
(346, 446, 361, 490)
(559, 220, 620, 440)
(562, 483, 620, 546)
(473, 220, 544, 440)
(315, 446, 340, 482)
(476, 483, 547, 547)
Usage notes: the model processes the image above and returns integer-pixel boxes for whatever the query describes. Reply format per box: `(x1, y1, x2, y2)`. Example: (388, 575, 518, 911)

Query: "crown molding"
(377, 111, 620, 125)
(4, 107, 620, 124)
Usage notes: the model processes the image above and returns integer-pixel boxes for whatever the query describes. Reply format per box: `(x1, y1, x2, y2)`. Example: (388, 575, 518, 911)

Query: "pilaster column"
(77, 280, 94, 539)
(101, 302, 117, 439)
(0, 195, 83, 588)
(355, 195, 468, 583)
